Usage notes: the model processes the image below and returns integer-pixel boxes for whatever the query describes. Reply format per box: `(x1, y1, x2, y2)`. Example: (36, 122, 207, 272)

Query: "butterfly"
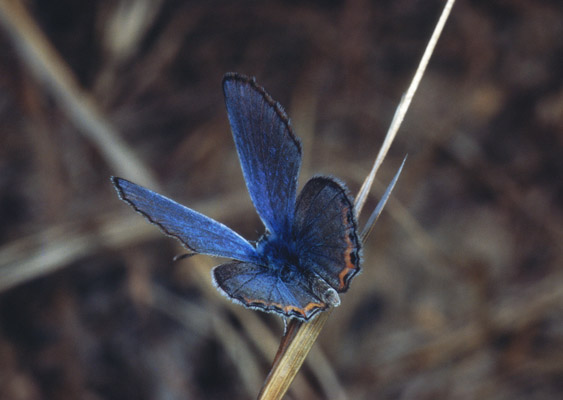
(112, 73, 361, 321)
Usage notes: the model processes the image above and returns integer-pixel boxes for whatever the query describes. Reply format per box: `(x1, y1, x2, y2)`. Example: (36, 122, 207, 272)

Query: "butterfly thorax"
(254, 233, 340, 308)
(255, 234, 301, 283)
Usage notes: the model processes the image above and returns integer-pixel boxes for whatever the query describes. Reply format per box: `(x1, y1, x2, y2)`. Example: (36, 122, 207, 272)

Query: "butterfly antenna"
(360, 156, 407, 242)
(172, 252, 197, 262)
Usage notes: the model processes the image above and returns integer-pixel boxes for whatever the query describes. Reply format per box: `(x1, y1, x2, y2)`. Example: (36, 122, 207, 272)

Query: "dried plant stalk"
(0, 0, 157, 188)
(258, 0, 457, 398)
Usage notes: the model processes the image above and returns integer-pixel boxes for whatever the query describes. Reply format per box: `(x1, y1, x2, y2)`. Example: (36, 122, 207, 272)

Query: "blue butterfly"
(112, 73, 361, 321)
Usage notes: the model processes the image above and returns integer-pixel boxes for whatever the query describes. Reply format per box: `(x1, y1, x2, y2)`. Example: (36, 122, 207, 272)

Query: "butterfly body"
(255, 234, 298, 277)
(112, 73, 361, 321)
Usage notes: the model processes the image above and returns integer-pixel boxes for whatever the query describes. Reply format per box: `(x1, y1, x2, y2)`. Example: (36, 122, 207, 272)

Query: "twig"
(0, 0, 157, 188)
(257, 0, 457, 398)
(354, 0, 456, 216)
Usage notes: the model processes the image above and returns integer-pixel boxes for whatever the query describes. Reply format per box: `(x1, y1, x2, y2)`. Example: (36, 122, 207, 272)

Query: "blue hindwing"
(212, 261, 329, 320)
(293, 177, 362, 292)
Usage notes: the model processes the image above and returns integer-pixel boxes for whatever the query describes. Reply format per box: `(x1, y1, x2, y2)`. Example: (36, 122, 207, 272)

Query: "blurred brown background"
(1, 0, 562, 399)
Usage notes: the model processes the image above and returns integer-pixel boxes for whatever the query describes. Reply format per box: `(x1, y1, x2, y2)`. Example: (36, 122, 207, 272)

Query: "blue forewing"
(223, 74, 301, 238)
(112, 177, 260, 263)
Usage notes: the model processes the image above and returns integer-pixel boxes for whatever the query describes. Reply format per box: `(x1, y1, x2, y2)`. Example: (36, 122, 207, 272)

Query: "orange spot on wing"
(242, 296, 327, 320)
(337, 207, 360, 291)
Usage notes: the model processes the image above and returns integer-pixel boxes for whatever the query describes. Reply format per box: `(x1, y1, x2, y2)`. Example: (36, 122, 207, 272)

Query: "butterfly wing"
(293, 177, 362, 292)
(223, 73, 302, 237)
(212, 261, 329, 320)
(112, 177, 260, 263)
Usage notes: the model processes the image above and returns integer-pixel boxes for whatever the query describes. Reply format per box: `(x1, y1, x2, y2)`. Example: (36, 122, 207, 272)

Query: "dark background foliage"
(1, 0, 562, 399)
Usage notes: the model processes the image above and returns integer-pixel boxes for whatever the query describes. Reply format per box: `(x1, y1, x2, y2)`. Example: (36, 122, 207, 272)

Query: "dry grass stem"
(0, 0, 157, 187)
(257, 1, 457, 398)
